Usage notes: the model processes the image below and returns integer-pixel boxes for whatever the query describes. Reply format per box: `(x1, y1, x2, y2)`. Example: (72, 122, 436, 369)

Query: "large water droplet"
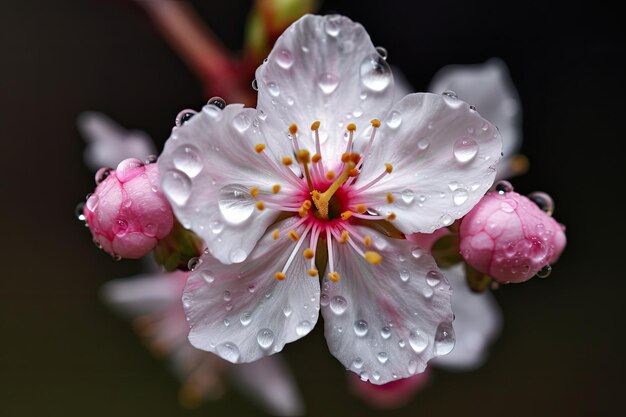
(386, 111, 402, 128)
(173, 145, 203, 178)
(175, 109, 197, 126)
(229, 248, 246, 263)
(434, 322, 455, 356)
(426, 270, 443, 286)
(267, 81, 280, 97)
(257, 328, 275, 349)
(325, 15, 341, 36)
(233, 113, 252, 133)
(276, 49, 293, 69)
(360, 54, 392, 92)
(162, 169, 192, 206)
(296, 320, 313, 336)
(330, 296, 348, 315)
(409, 329, 428, 353)
(453, 188, 469, 206)
(216, 342, 240, 362)
(218, 185, 255, 224)
(453, 137, 479, 163)
(353, 320, 369, 337)
(377, 352, 389, 364)
(187, 257, 201, 271)
(375, 46, 388, 60)
(318, 73, 340, 94)
(411, 247, 423, 259)
(401, 189, 415, 204)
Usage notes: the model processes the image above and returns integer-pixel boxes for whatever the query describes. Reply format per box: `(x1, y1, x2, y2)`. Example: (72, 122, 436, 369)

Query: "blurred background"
(1, 0, 624, 416)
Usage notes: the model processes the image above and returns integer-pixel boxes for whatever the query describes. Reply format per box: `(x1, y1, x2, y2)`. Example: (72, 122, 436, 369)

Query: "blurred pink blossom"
(349, 371, 430, 409)
(83, 159, 173, 259)
(459, 189, 566, 283)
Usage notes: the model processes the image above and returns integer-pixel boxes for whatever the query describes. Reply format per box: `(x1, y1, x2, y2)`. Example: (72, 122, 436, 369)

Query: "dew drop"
(352, 357, 364, 369)
(218, 185, 255, 224)
(453, 137, 479, 163)
(398, 339, 406, 348)
(86, 194, 99, 211)
(500, 202, 515, 213)
(325, 16, 341, 36)
(353, 320, 369, 337)
(495, 180, 513, 194)
(400, 270, 410, 282)
(528, 191, 555, 216)
(223, 291, 231, 301)
(209, 220, 224, 234)
(320, 293, 330, 307)
(143, 223, 156, 237)
(360, 54, 392, 92)
(257, 328, 275, 349)
(251, 79, 259, 91)
(434, 322, 455, 356)
(276, 49, 294, 69)
(187, 257, 201, 271)
(296, 320, 313, 336)
(377, 352, 389, 364)
(386, 110, 402, 128)
(75, 202, 86, 222)
(267, 82, 280, 97)
(330, 296, 348, 315)
(375, 46, 388, 60)
(417, 138, 430, 151)
(200, 271, 215, 284)
(409, 329, 428, 353)
(401, 189, 415, 204)
(453, 188, 469, 206)
(162, 169, 192, 206)
(381, 326, 392, 340)
(229, 248, 246, 263)
(95, 167, 113, 185)
(173, 145, 203, 178)
(283, 305, 293, 318)
(408, 359, 418, 375)
(440, 214, 453, 226)
(240, 311, 252, 326)
(216, 342, 240, 363)
(359, 91, 368, 100)
(318, 73, 340, 94)
(113, 218, 128, 236)
(411, 247, 423, 259)
(426, 270, 443, 286)
(145, 154, 158, 164)
(175, 109, 197, 126)
(536, 264, 552, 278)
(233, 113, 252, 133)
(208, 97, 226, 109)
(442, 90, 458, 99)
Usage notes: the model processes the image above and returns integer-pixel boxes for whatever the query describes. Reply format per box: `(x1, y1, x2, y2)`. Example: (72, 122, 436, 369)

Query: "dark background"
(1, 0, 624, 416)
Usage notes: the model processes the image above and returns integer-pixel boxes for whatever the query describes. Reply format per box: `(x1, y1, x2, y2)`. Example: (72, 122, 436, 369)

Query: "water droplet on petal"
(426, 270, 443, 286)
(409, 329, 428, 353)
(95, 167, 113, 185)
(360, 54, 392, 92)
(500, 202, 515, 213)
(434, 322, 455, 356)
(113, 218, 128, 236)
(386, 110, 402, 128)
(352, 357, 364, 369)
(528, 191, 555, 216)
(398, 339, 406, 348)
(229, 248, 246, 263)
(257, 328, 275, 349)
(453, 188, 469, 206)
(200, 271, 215, 284)
(408, 359, 418, 374)
(536, 264, 552, 278)
(296, 320, 312, 336)
(267, 81, 280, 97)
(381, 326, 392, 340)
(453, 137, 479, 163)
(162, 169, 192, 206)
(75, 202, 86, 222)
(283, 305, 293, 318)
(187, 257, 201, 271)
(318, 73, 340, 94)
(216, 342, 240, 362)
(495, 180, 514, 194)
(175, 109, 197, 126)
(377, 352, 389, 364)
(401, 189, 415, 204)
(442, 90, 458, 99)
(330, 296, 348, 315)
(417, 138, 430, 150)
(353, 320, 369, 337)
(173, 145, 203, 178)
(375, 46, 388, 60)
(233, 113, 252, 133)
(276, 49, 294, 69)
(86, 194, 99, 211)
(400, 270, 410, 282)
(440, 214, 453, 226)
(251, 79, 259, 91)
(411, 247, 423, 259)
(218, 185, 255, 224)
(209, 220, 224, 234)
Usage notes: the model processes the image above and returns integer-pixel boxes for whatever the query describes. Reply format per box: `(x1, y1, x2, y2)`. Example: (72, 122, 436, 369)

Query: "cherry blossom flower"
(158, 14, 502, 384)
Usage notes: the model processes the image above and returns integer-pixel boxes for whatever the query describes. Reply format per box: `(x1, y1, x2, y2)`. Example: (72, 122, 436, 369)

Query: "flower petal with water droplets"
(321, 226, 454, 384)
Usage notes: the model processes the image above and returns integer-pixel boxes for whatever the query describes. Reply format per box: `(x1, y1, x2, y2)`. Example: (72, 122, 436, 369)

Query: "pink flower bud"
(83, 158, 174, 259)
(459, 190, 566, 283)
(349, 371, 430, 409)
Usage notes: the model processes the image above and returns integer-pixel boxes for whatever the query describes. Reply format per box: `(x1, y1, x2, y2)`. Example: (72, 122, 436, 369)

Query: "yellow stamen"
(255, 201, 265, 210)
(288, 230, 299, 241)
(312, 153, 321, 163)
(365, 251, 382, 265)
(348, 168, 359, 177)
(297, 149, 310, 164)
(341, 153, 350, 163)
(282, 157, 293, 166)
(371, 118, 381, 128)
(303, 248, 315, 259)
(308, 268, 318, 277)
(302, 200, 312, 210)
(340, 230, 349, 243)
(350, 153, 361, 164)
(272, 184, 281, 194)
(355, 204, 367, 213)
(289, 123, 298, 135)
(250, 187, 259, 198)
(387, 213, 396, 220)
(364, 235, 372, 247)
(328, 271, 340, 282)
(385, 163, 393, 173)
(386, 193, 394, 203)
(347, 123, 357, 132)
(326, 171, 335, 180)
(310, 121, 320, 131)
(312, 161, 355, 220)
(275, 272, 286, 281)
(340, 211, 353, 220)
(255, 144, 266, 153)
(272, 229, 279, 240)
(299, 207, 309, 217)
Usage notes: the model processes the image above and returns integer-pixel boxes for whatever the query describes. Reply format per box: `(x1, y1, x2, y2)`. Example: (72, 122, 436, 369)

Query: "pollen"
(288, 230, 299, 241)
(282, 157, 293, 166)
(255, 201, 265, 210)
(255, 144, 266, 153)
(303, 248, 315, 259)
(387, 212, 396, 220)
(364, 235, 372, 247)
(297, 149, 310, 164)
(310, 120, 320, 131)
(250, 187, 259, 198)
(350, 153, 361, 164)
(299, 207, 308, 217)
(308, 268, 318, 277)
(328, 271, 340, 282)
(365, 251, 383, 265)
(340, 230, 349, 243)
(355, 204, 367, 213)
(272, 229, 280, 240)
(272, 184, 281, 194)
(275, 272, 286, 281)
(386, 193, 394, 203)
(348, 168, 359, 177)
(302, 200, 312, 210)
(340, 211, 353, 220)
(341, 153, 350, 163)
(312, 153, 321, 163)
(347, 123, 357, 132)
(371, 118, 381, 128)
(326, 171, 335, 180)
(289, 123, 298, 134)
(385, 163, 393, 173)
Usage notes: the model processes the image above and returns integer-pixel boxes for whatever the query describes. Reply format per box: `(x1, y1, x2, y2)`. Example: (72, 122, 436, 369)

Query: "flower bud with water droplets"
(82, 158, 174, 259)
(459, 191, 566, 284)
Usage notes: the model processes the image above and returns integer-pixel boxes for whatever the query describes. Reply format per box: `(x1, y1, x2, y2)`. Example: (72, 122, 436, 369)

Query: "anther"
(308, 268, 318, 277)
(387, 213, 396, 220)
(340, 230, 349, 243)
(365, 251, 382, 265)
(289, 124, 298, 135)
(288, 230, 299, 241)
(255, 144, 266, 153)
(312, 153, 321, 163)
(275, 272, 286, 281)
(371, 118, 381, 128)
(386, 193, 394, 203)
(250, 187, 259, 198)
(348, 168, 359, 177)
(385, 163, 393, 173)
(341, 153, 350, 163)
(347, 123, 357, 132)
(282, 157, 293, 166)
(297, 149, 310, 164)
(272, 229, 279, 240)
(302, 200, 312, 210)
(255, 201, 265, 210)
(328, 271, 340, 282)
(303, 248, 315, 259)
(272, 184, 281, 194)
(326, 171, 335, 180)
(340, 211, 353, 220)
(355, 204, 366, 213)
(364, 235, 372, 247)
(350, 153, 361, 164)
(299, 207, 308, 217)
(310, 121, 320, 131)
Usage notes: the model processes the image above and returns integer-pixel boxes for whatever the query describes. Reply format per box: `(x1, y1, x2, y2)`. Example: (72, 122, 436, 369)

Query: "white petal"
(428, 58, 522, 165)
(357, 93, 502, 233)
(184, 217, 320, 363)
(78, 111, 156, 171)
(159, 103, 301, 264)
(230, 356, 305, 416)
(432, 265, 502, 371)
(321, 227, 454, 385)
(256, 14, 395, 167)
